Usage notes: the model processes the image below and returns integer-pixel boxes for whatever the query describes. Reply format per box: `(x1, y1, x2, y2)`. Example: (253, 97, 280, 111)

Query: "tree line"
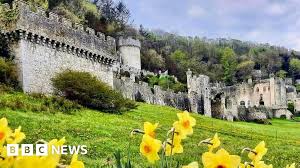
(2, 0, 300, 86)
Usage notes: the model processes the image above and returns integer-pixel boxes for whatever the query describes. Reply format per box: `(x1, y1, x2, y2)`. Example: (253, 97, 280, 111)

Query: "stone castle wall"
(10, 38, 114, 93)
(1, 0, 117, 93)
(118, 37, 141, 70)
(113, 77, 189, 110)
(186, 70, 211, 116)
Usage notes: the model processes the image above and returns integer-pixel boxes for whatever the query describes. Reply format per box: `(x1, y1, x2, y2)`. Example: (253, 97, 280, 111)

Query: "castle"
(1, 0, 297, 121)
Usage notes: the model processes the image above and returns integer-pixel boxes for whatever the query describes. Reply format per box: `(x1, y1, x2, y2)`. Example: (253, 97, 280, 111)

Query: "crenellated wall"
(9, 0, 117, 57)
(118, 37, 141, 70)
(1, 0, 117, 93)
(113, 77, 189, 110)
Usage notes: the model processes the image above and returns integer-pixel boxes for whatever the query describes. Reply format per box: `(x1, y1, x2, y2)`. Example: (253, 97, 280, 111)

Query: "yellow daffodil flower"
(208, 133, 220, 152)
(252, 161, 273, 168)
(144, 122, 158, 138)
(182, 161, 199, 168)
(286, 163, 296, 168)
(202, 148, 241, 168)
(140, 134, 162, 163)
(42, 137, 67, 168)
(13, 156, 43, 168)
(0, 146, 16, 168)
(67, 154, 85, 168)
(248, 141, 268, 162)
(0, 118, 12, 145)
(173, 123, 188, 139)
(165, 133, 183, 156)
(173, 111, 196, 138)
(6, 126, 25, 144)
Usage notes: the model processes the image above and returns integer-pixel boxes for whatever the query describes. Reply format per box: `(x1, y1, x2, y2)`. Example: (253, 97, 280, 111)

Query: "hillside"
(0, 92, 299, 167)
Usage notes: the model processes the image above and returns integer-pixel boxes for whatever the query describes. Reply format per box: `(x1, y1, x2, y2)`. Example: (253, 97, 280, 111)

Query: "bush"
(0, 57, 19, 88)
(51, 70, 136, 113)
(146, 75, 186, 93)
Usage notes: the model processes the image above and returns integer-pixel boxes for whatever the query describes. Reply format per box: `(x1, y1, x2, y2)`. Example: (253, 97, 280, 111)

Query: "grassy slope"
(0, 93, 299, 167)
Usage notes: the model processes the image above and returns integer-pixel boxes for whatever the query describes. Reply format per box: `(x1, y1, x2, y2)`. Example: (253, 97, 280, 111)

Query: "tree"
(141, 49, 165, 72)
(276, 70, 287, 79)
(170, 50, 188, 63)
(290, 58, 300, 79)
(93, 0, 131, 36)
(236, 60, 255, 81)
(220, 47, 237, 85)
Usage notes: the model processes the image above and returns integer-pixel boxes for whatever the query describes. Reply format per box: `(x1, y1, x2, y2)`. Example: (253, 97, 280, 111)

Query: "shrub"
(51, 70, 136, 113)
(0, 57, 19, 88)
(146, 75, 186, 93)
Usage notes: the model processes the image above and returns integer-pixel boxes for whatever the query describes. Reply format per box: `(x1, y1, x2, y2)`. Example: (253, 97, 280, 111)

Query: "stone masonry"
(0, 0, 295, 122)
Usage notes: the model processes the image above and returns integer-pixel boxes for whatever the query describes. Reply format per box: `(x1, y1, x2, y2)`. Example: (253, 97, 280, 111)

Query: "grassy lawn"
(0, 92, 299, 167)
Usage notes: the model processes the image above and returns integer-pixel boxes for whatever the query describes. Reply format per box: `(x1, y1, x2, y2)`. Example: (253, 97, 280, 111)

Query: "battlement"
(118, 37, 141, 48)
(1, 0, 117, 60)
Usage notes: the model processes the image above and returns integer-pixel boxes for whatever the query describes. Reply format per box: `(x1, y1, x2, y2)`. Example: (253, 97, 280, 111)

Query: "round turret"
(118, 37, 141, 70)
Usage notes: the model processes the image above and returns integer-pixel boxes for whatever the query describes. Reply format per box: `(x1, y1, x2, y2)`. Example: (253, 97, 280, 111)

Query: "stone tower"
(118, 37, 141, 70)
(186, 69, 212, 117)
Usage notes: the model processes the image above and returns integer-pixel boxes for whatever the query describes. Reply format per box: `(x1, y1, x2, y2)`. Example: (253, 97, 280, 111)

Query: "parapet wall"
(2, 0, 117, 59)
(118, 37, 141, 48)
(113, 77, 189, 110)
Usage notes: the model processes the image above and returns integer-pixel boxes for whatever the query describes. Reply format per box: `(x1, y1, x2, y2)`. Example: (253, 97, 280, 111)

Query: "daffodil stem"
(168, 127, 176, 168)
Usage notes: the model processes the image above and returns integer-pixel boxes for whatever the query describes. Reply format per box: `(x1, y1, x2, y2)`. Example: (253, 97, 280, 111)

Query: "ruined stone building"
(1, 0, 297, 122)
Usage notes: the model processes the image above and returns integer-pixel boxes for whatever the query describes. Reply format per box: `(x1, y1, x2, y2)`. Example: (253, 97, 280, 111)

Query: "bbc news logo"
(7, 144, 88, 156)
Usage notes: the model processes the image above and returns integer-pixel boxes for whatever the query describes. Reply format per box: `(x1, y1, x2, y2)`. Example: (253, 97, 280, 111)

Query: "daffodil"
(13, 156, 43, 168)
(286, 163, 296, 168)
(182, 161, 199, 168)
(0, 118, 12, 145)
(0, 146, 16, 168)
(173, 122, 188, 139)
(144, 122, 158, 138)
(173, 111, 196, 138)
(41, 137, 67, 168)
(252, 161, 273, 168)
(202, 148, 241, 168)
(6, 126, 25, 144)
(208, 133, 220, 152)
(248, 141, 268, 162)
(67, 154, 85, 168)
(165, 133, 183, 156)
(140, 135, 162, 163)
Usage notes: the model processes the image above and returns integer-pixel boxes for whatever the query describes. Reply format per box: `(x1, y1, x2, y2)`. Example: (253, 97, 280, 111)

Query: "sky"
(119, 0, 300, 50)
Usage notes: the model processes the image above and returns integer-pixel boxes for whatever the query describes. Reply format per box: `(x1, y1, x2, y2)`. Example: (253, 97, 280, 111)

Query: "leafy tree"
(290, 58, 300, 79)
(220, 47, 237, 85)
(276, 70, 287, 79)
(141, 49, 165, 72)
(236, 60, 255, 81)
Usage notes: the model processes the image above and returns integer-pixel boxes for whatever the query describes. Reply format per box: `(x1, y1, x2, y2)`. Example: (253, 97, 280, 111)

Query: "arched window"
(256, 87, 259, 92)
(248, 100, 251, 107)
(259, 94, 264, 106)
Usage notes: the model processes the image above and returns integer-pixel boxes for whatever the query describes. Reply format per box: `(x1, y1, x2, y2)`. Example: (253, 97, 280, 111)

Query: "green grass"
(0, 92, 299, 167)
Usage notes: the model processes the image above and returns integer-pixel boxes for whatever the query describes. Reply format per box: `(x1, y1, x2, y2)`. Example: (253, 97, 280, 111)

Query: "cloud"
(187, 6, 206, 18)
(266, 3, 287, 16)
(122, 0, 300, 50)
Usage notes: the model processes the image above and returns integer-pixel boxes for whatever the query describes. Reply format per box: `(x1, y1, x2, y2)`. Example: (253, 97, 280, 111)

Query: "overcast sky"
(120, 0, 300, 50)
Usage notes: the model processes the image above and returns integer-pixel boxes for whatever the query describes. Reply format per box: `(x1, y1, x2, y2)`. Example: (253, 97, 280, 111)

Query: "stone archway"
(211, 93, 223, 119)
(197, 95, 205, 115)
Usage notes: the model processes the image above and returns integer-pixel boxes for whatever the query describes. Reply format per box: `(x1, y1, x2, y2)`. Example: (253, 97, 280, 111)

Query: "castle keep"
(1, 0, 297, 121)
